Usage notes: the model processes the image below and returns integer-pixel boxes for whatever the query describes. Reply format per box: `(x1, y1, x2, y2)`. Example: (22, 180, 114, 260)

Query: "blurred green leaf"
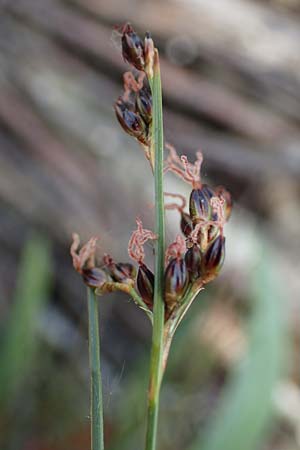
(0, 234, 52, 406)
(190, 244, 286, 450)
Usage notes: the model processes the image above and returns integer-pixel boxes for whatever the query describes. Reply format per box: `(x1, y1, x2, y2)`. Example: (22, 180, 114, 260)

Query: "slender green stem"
(145, 49, 165, 450)
(87, 287, 104, 450)
(162, 286, 202, 371)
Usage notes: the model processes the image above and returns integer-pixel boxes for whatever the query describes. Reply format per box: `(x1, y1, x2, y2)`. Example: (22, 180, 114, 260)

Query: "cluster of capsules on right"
(154, 145, 232, 319)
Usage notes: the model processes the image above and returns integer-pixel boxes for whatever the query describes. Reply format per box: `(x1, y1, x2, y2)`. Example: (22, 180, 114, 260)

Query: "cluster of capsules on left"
(70, 24, 232, 321)
(70, 221, 157, 316)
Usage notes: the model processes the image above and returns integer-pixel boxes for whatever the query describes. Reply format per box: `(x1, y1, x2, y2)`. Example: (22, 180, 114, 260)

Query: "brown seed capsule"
(137, 263, 154, 309)
(203, 235, 225, 282)
(196, 224, 220, 253)
(114, 97, 148, 144)
(121, 24, 145, 71)
(207, 224, 220, 244)
(185, 244, 202, 281)
(136, 86, 152, 124)
(180, 212, 193, 237)
(202, 184, 215, 200)
(109, 262, 137, 283)
(189, 184, 213, 225)
(82, 268, 108, 288)
(164, 257, 189, 310)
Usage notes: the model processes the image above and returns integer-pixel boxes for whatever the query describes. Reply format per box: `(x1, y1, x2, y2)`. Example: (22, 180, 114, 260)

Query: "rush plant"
(71, 24, 232, 450)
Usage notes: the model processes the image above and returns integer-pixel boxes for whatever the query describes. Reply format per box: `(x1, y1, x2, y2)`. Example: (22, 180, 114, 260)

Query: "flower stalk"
(87, 287, 104, 450)
(145, 49, 166, 450)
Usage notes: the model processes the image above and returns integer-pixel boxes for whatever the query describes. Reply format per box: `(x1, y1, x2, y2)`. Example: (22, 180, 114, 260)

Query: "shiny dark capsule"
(203, 235, 225, 281)
(82, 268, 108, 288)
(189, 184, 213, 224)
(136, 86, 152, 124)
(164, 257, 189, 310)
(185, 244, 202, 281)
(180, 212, 193, 237)
(137, 263, 154, 309)
(114, 97, 148, 144)
(110, 262, 137, 283)
(121, 24, 145, 71)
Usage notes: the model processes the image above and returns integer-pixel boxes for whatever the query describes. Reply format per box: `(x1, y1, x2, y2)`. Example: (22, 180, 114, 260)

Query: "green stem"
(87, 287, 104, 450)
(145, 49, 165, 450)
(162, 286, 202, 370)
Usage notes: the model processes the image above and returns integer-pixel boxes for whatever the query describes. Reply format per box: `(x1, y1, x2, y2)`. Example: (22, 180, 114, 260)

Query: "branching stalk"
(88, 287, 104, 450)
(162, 287, 202, 372)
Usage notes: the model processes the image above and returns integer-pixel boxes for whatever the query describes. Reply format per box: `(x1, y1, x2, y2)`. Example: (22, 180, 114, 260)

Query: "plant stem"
(145, 49, 165, 450)
(162, 287, 201, 372)
(87, 287, 104, 450)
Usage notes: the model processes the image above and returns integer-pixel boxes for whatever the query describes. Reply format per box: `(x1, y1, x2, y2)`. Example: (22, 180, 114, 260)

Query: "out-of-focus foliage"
(192, 246, 286, 450)
(0, 234, 52, 406)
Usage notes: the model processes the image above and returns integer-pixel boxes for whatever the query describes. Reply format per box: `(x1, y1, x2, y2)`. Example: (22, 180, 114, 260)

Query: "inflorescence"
(71, 24, 232, 321)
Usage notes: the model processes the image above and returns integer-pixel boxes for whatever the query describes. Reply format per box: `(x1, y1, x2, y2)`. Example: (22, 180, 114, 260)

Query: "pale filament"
(164, 192, 186, 212)
(128, 217, 157, 264)
(123, 71, 146, 101)
(165, 234, 186, 265)
(164, 143, 203, 188)
(70, 233, 98, 273)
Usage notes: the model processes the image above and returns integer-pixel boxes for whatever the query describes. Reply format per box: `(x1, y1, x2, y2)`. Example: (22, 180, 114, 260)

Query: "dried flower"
(121, 23, 145, 71)
(184, 244, 202, 281)
(82, 268, 110, 288)
(180, 212, 193, 237)
(103, 254, 136, 284)
(165, 234, 186, 266)
(114, 97, 148, 145)
(202, 235, 225, 282)
(128, 217, 157, 265)
(137, 263, 154, 309)
(136, 85, 152, 124)
(215, 186, 233, 220)
(189, 186, 212, 225)
(70, 234, 114, 289)
(164, 144, 203, 189)
(164, 257, 189, 311)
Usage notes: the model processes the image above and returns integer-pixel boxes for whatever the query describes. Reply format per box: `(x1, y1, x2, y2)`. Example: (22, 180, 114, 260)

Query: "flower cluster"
(114, 73, 152, 148)
(70, 234, 136, 291)
(71, 144, 231, 319)
(114, 24, 155, 166)
(162, 145, 232, 315)
(71, 24, 232, 322)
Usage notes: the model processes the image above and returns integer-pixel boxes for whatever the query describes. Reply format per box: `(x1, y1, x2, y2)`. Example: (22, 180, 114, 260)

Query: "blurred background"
(1, 0, 300, 449)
